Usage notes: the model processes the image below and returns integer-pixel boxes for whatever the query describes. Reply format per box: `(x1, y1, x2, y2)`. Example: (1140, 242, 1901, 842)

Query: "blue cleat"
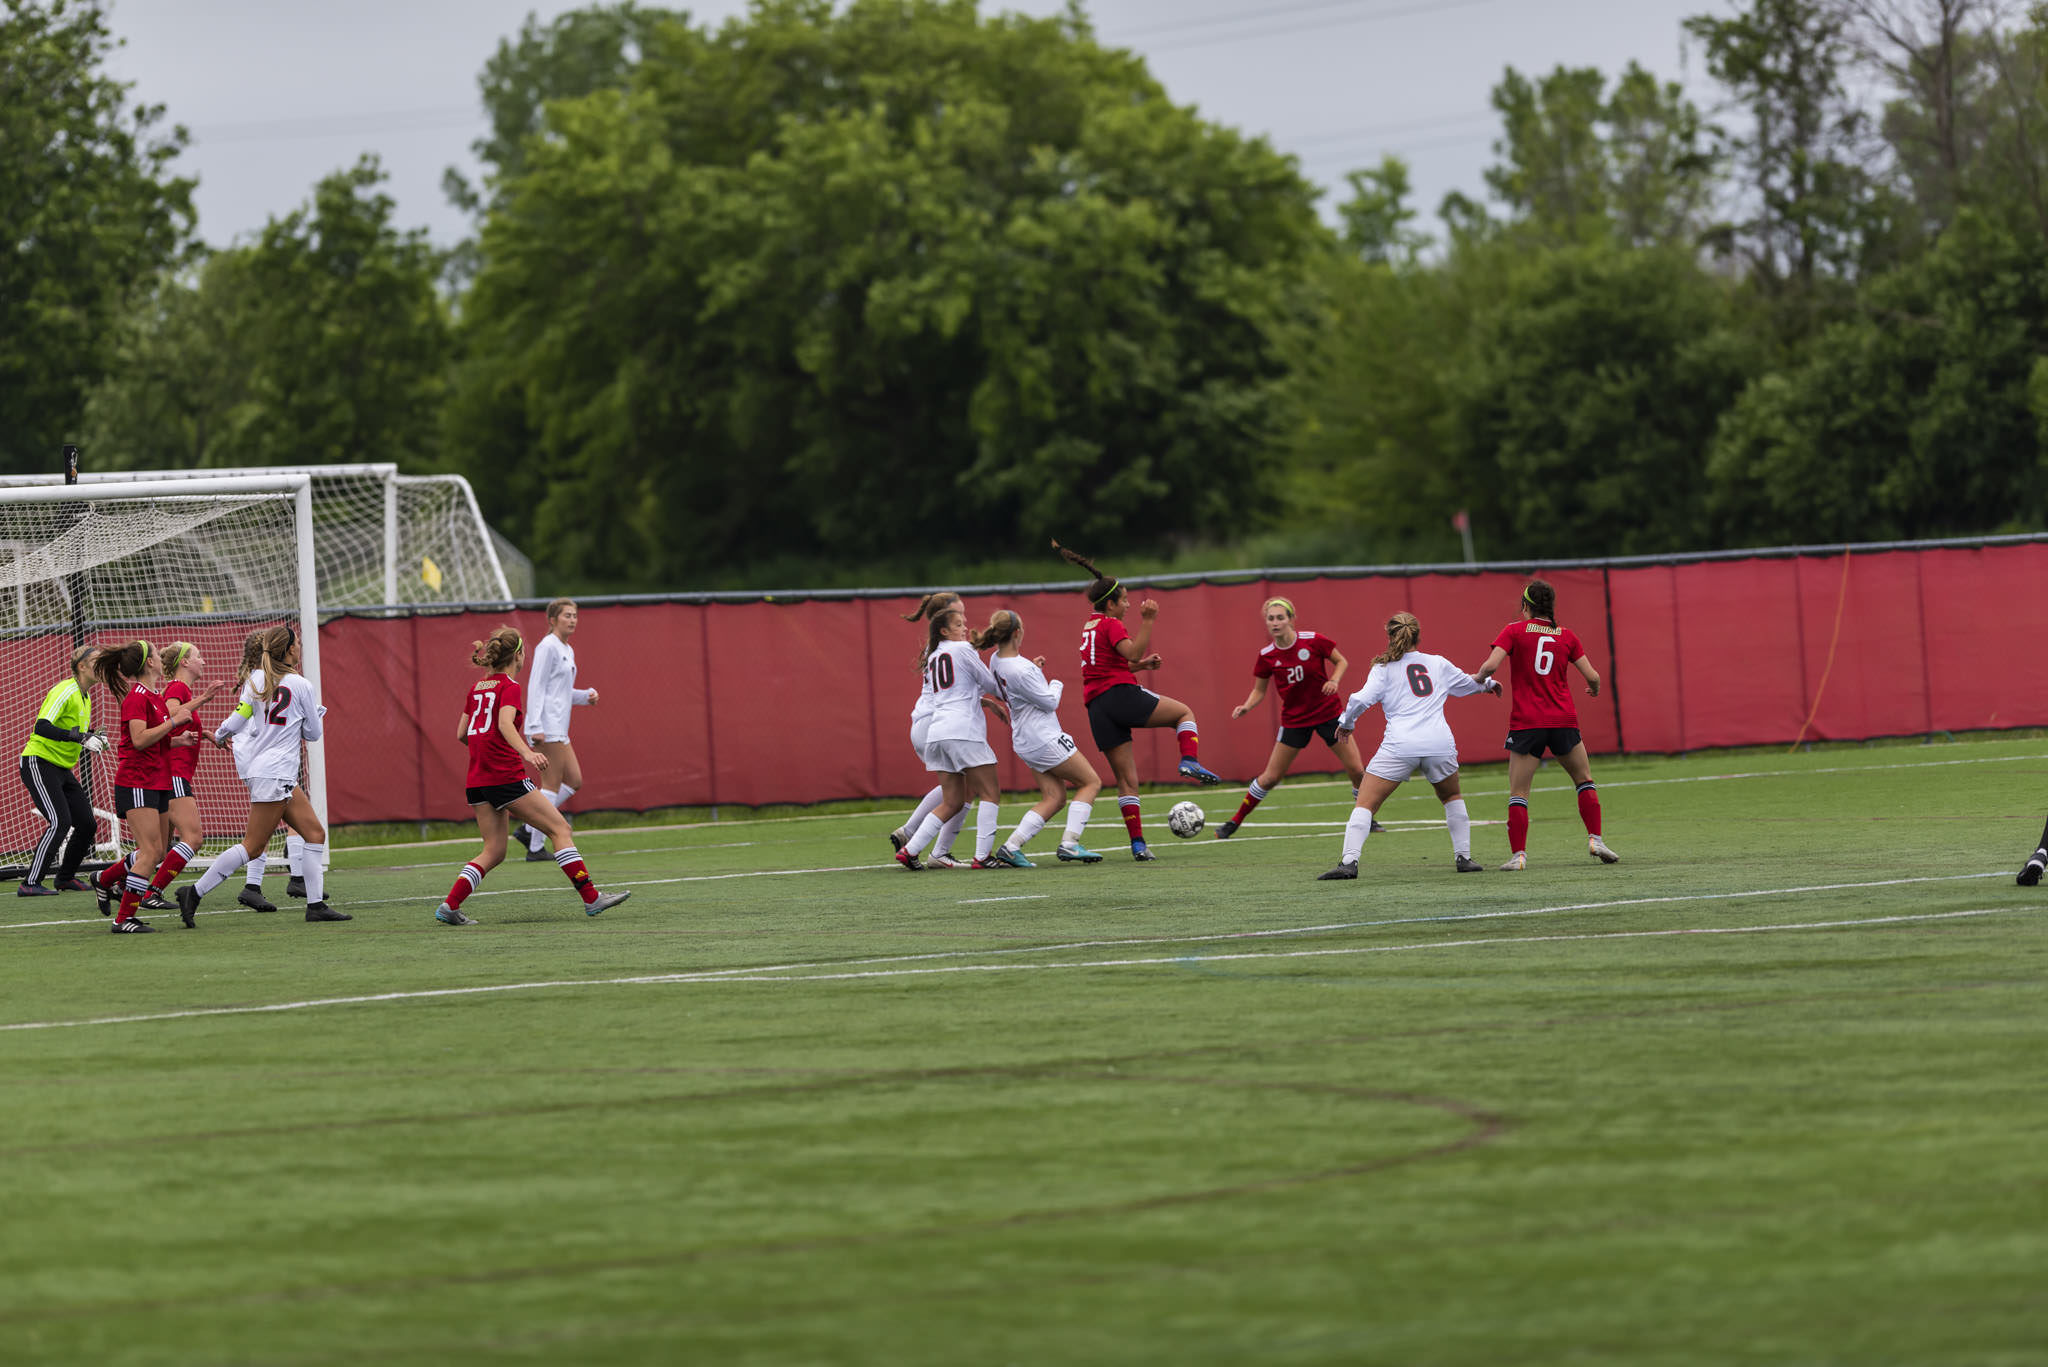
(1131, 839, 1157, 862)
(1054, 843, 1104, 864)
(989, 844, 1034, 868)
(1178, 757, 1221, 785)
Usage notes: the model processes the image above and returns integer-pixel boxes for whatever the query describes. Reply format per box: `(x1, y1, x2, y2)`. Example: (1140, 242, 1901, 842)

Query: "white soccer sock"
(904, 812, 945, 856)
(1009, 809, 1047, 853)
(903, 785, 945, 837)
(551, 782, 575, 808)
(1443, 799, 1471, 859)
(1061, 800, 1093, 847)
(195, 844, 250, 898)
(933, 808, 968, 858)
(285, 833, 305, 877)
(535, 784, 574, 851)
(974, 801, 1000, 861)
(244, 852, 267, 888)
(1341, 809, 1375, 865)
(301, 843, 326, 903)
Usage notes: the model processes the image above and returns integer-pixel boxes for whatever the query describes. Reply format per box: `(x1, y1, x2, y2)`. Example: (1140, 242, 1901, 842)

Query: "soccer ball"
(1167, 801, 1206, 839)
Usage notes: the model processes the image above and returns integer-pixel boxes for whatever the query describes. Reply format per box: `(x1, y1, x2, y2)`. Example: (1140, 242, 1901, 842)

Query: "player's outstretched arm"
(1473, 646, 1509, 686)
(1232, 677, 1270, 719)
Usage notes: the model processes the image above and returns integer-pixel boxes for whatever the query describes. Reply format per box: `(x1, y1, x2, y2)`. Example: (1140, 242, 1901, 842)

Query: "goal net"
(0, 465, 520, 607)
(0, 476, 321, 877)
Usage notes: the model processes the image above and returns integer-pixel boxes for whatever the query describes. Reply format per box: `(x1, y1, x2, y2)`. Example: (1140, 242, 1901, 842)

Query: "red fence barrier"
(307, 538, 2048, 825)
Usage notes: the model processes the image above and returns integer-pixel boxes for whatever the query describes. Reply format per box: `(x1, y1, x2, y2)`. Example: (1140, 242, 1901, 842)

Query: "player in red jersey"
(1220, 596, 1381, 839)
(435, 627, 631, 925)
(1053, 541, 1218, 862)
(142, 642, 223, 912)
(90, 641, 204, 931)
(1473, 578, 1618, 868)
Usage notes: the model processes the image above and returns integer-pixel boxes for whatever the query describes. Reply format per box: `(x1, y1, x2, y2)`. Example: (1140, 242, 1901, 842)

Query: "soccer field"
(4, 738, 2045, 1365)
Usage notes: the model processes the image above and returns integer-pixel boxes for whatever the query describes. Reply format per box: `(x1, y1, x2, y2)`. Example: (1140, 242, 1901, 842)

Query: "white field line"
(959, 895, 1051, 905)
(322, 750, 2048, 855)
(0, 908, 2017, 1033)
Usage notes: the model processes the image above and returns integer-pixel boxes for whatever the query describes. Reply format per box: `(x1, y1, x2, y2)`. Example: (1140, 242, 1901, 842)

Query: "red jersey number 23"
(467, 690, 497, 736)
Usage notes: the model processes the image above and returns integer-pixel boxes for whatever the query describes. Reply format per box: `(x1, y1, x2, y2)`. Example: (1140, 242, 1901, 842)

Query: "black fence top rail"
(323, 530, 2048, 617)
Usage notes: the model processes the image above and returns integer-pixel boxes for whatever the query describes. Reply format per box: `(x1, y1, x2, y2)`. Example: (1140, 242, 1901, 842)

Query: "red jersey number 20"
(467, 689, 497, 737)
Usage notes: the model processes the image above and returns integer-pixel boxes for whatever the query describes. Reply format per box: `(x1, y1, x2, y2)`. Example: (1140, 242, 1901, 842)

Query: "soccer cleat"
(238, 885, 278, 913)
(895, 848, 926, 872)
(989, 845, 1034, 869)
(2019, 851, 2046, 887)
(1055, 843, 1104, 863)
(588, 889, 631, 916)
(1177, 757, 1221, 785)
(1215, 819, 1239, 840)
(1130, 839, 1157, 862)
(889, 827, 908, 853)
(970, 856, 1007, 870)
(57, 877, 90, 893)
(510, 823, 531, 848)
(285, 875, 306, 899)
(1370, 818, 1388, 834)
(1499, 851, 1527, 871)
(928, 852, 967, 869)
(435, 903, 478, 926)
(525, 844, 552, 862)
(304, 902, 352, 922)
(1454, 855, 1485, 873)
(176, 886, 200, 929)
(94, 879, 112, 916)
(142, 890, 172, 912)
(1317, 861, 1360, 881)
(110, 916, 155, 933)
(1588, 836, 1620, 864)
(16, 882, 57, 897)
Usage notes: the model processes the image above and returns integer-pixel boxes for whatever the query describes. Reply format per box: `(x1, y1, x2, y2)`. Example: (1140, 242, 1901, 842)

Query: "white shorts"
(910, 717, 933, 762)
(1365, 747, 1458, 785)
(924, 738, 998, 773)
(527, 733, 569, 746)
(1014, 732, 1079, 775)
(246, 775, 297, 804)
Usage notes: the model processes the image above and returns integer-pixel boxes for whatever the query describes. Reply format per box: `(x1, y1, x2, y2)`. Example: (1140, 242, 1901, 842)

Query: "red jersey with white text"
(162, 678, 200, 782)
(114, 684, 170, 789)
(1079, 613, 1140, 703)
(1490, 618, 1586, 728)
(1253, 630, 1343, 727)
(464, 673, 527, 786)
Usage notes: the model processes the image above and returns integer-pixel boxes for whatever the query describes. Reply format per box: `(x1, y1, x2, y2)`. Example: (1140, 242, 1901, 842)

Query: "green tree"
(0, 0, 194, 471)
(84, 158, 452, 470)
(448, 0, 1327, 585)
(1338, 155, 1428, 264)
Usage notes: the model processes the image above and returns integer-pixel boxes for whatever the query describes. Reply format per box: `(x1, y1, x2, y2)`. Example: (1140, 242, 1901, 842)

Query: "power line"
(1283, 108, 1493, 151)
(1109, 0, 1446, 43)
(1134, 0, 1517, 56)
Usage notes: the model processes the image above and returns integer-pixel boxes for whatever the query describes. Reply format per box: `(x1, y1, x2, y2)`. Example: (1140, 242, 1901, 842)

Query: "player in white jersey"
(889, 591, 981, 868)
(976, 611, 1105, 867)
(512, 599, 601, 861)
(176, 625, 348, 925)
(895, 607, 1010, 871)
(1317, 613, 1499, 881)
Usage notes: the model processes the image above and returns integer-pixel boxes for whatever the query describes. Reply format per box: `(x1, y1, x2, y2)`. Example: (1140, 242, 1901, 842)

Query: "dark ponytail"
(1052, 539, 1120, 608)
(94, 640, 149, 699)
(1522, 578, 1556, 619)
(921, 608, 964, 668)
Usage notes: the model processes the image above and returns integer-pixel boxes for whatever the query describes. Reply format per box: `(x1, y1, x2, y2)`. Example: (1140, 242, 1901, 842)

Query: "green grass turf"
(3, 737, 2045, 1365)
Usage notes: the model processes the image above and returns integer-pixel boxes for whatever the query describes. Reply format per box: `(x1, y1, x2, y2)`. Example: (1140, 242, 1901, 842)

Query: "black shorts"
(1278, 719, 1343, 750)
(1087, 684, 1161, 753)
(467, 778, 537, 811)
(1504, 727, 1583, 759)
(114, 786, 170, 817)
(169, 776, 194, 801)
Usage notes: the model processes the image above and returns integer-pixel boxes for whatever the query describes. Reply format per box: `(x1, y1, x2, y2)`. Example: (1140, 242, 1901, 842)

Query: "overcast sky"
(104, 0, 1724, 249)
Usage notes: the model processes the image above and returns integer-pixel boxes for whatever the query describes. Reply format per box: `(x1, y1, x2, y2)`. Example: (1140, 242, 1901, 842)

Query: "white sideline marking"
(0, 908, 2017, 1032)
(959, 895, 1051, 905)
(320, 749, 2048, 855)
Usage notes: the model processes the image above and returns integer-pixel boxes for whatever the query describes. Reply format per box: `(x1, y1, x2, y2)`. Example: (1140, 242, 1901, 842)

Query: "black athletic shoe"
(57, 877, 91, 893)
(1316, 861, 1359, 881)
(237, 885, 278, 913)
(285, 875, 306, 899)
(2020, 851, 2046, 887)
(1454, 855, 1485, 873)
(1370, 818, 1387, 834)
(1215, 819, 1239, 840)
(94, 879, 112, 916)
(176, 885, 200, 928)
(304, 901, 351, 922)
(16, 882, 57, 897)
(889, 828, 908, 853)
(525, 844, 551, 862)
(142, 890, 172, 912)
(110, 916, 154, 933)
(510, 823, 531, 848)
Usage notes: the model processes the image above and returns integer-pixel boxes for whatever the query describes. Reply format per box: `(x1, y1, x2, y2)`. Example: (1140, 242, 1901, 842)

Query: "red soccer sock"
(118, 872, 148, 921)
(96, 856, 128, 890)
(1119, 797, 1145, 842)
(1232, 792, 1263, 824)
(1576, 783, 1602, 836)
(1507, 799, 1529, 854)
(446, 861, 485, 910)
(149, 842, 193, 892)
(1176, 727, 1200, 760)
(555, 846, 600, 905)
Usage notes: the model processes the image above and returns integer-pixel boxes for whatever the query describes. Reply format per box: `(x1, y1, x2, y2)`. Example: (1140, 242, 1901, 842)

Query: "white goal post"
(0, 465, 527, 607)
(0, 475, 322, 877)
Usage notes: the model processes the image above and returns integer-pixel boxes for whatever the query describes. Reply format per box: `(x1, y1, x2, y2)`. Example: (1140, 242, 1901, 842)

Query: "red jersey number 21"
(467, 691, 495, 736)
